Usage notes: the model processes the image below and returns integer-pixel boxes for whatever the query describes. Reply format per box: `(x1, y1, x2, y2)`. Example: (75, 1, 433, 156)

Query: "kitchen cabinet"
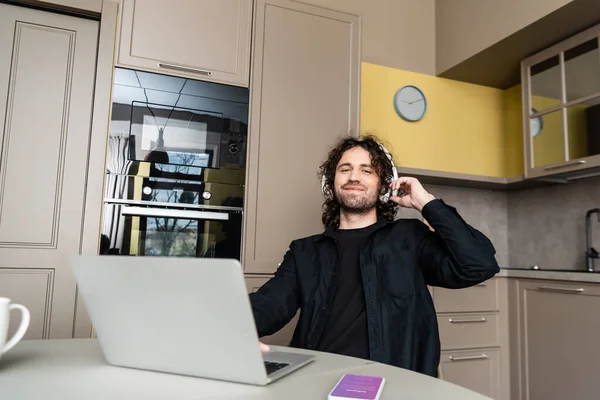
(511, 278, 600, 400)
(434, 280, 498, 313)
(244, 275, 299, 346)
(116, 0, 252, 87)
(434, 278, 510, 400)
(242, 0, 360, 274)
(437, 312, 499, 350)
(0, 3, 99, 339)
(440, 348, 501, 399)
(521, 23, 600, 179)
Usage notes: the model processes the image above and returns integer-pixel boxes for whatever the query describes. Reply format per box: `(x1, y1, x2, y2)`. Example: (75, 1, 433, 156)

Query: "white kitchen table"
(0, 339, 491, 399)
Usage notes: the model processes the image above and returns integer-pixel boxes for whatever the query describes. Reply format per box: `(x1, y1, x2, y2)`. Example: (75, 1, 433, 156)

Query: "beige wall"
(436, 0, 574, 74)
(294, 0, 436, 74)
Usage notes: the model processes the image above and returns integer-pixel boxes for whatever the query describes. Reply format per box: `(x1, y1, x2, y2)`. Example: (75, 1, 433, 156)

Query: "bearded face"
(333, 147, 381, 214)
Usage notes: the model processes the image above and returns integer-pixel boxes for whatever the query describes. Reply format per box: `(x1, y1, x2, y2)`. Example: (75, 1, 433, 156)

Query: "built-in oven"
(102, 175, 244, 259)
(101, 67, 249, 260)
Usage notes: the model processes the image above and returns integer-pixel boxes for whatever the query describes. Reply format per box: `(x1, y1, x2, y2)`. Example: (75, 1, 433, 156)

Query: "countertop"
(497, 267, 600, 283)
(0, 339, 492, 400)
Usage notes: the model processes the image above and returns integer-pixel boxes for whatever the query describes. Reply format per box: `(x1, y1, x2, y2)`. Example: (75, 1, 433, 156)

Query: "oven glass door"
(102, 205, 242, 260)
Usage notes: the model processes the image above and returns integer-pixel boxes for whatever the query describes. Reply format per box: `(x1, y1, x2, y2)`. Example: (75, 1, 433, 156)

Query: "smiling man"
(249, 135, 499, 376)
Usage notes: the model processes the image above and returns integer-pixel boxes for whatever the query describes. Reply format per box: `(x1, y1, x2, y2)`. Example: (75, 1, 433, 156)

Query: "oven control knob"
(229, 142, 239, 154)
(202, 191, 212, 200)
(143, 186, 152, 195)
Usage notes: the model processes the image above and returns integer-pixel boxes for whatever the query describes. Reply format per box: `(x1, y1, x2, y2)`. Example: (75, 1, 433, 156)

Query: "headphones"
(321, 144, 399, 203)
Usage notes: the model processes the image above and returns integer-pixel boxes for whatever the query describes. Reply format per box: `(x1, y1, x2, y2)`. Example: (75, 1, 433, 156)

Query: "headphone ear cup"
(322, 175, 332, 199)
(378, 144, 397, 201)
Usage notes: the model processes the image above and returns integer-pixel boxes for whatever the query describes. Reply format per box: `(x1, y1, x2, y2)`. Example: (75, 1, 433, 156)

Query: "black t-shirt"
(316, 223, 376, 360)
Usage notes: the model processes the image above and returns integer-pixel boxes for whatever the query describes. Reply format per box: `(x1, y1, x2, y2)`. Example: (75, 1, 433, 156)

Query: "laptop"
(71, 255, 314, 385)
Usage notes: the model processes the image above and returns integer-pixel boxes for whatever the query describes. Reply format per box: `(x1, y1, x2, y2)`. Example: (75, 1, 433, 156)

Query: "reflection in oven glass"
(142, 217, 207, 257)
(147, 183, 199, 205)
(100, 199, 243, 260)
(100, 172, 243, 259)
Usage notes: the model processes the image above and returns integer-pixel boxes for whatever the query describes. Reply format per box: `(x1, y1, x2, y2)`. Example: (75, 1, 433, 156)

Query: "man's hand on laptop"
(259, 341, 270, 352)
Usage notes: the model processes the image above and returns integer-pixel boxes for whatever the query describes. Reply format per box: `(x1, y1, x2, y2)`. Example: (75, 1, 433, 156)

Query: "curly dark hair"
(318, 135, 399, 229)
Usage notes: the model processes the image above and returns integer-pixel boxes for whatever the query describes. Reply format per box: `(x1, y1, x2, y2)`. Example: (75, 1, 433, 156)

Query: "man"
(249, 135, 499, 377)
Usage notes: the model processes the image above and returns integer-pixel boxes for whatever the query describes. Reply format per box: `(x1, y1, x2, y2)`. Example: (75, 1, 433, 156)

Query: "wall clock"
(393, 85, 427, 122)
(530, 108, 543, 137)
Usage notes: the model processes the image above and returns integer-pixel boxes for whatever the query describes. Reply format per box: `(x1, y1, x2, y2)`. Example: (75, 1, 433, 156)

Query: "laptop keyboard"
(264, 361, 290, 375)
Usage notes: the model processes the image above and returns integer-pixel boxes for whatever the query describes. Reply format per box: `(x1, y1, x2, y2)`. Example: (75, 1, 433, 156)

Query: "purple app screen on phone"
(330, 374, 384, 399)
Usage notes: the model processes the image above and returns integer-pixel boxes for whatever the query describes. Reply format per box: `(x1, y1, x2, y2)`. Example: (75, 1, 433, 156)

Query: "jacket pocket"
(375, 250, 417, 300)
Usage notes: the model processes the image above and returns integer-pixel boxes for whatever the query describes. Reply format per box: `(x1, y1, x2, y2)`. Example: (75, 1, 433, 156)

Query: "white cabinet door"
(243, 0, 360, 274)
(516, 279, 600, 400)
(0, 3, 98, 339)
(117, 0, 252, 87)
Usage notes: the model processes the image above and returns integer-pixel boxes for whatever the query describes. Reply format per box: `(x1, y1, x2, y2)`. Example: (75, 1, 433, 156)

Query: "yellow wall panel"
(360, 62, 507, 177)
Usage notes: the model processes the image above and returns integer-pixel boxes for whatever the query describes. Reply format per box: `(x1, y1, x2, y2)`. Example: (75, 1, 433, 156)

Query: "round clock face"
(393, 85, 427, 122)
(530, 108, 543, 137)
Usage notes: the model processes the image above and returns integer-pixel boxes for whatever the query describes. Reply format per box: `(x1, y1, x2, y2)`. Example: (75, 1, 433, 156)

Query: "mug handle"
(2, 304, 30, 354)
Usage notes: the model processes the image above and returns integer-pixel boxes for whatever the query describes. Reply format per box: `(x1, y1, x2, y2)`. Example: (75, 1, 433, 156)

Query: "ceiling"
(437, 0, 600, 89)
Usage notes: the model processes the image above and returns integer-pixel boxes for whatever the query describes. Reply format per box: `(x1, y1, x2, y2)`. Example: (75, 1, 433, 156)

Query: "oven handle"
(104, 199, 243, 212)
(121, 206, 229, 221)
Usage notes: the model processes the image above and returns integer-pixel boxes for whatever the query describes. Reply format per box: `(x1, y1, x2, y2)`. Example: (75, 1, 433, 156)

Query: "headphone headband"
(321, 144, 398, 203)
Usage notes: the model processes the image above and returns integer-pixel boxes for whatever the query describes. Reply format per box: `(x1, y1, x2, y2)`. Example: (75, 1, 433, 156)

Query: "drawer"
(440, 348, 500, 399)
(437, 313, 499, 350)
(434, 279, 498, 313)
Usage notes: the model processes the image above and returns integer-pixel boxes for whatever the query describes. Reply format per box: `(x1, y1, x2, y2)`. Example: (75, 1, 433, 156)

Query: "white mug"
(0, 298, 30, 362)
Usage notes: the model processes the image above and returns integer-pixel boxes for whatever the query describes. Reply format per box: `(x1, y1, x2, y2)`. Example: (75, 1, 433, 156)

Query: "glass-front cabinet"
(522, 24, 600, 179)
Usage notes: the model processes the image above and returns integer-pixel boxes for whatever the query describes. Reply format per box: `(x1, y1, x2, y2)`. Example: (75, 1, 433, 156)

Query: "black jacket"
(249, 199, 499, 376)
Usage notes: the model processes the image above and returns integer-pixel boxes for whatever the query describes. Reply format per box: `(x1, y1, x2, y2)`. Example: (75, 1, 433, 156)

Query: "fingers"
(389, 195, 412, 208)
(396, 176, 414, 184)
(389, 176, 414, 192)
(259, 341, 270, 352)
(389, 195, 401, 204)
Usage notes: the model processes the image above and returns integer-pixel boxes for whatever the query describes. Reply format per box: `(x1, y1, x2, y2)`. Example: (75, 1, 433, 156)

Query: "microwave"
(108, 67, 249, 183)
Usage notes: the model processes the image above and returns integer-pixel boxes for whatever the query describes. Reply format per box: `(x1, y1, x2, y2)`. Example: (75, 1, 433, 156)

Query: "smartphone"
(328, 373, 386, 400)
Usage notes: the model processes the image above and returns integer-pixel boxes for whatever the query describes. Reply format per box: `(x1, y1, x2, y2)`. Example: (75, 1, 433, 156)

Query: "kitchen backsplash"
(396, 184, 509, 267)
(508, 177, 600, 271)
(397, 177, 600, 272)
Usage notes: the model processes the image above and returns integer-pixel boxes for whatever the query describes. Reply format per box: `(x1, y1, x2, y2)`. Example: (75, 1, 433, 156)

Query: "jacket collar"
(315, 215, 392, 242)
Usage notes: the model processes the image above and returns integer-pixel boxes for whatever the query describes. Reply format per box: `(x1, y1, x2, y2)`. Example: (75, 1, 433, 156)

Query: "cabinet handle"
(449, 354, 488, 362)
(544, 160, 586, 171)
(448, 317, 487, 323)
(157, 62, 213, 76)
(538, 285, 585, 293)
